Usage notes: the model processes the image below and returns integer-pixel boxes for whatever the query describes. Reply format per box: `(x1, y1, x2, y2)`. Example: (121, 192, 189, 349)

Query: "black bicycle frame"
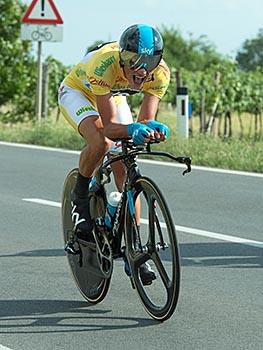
(95, 140, 191, 260)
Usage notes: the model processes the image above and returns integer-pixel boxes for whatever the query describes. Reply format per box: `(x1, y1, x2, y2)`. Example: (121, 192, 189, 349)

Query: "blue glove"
(147, 120, 170, 138)
(127, 123, 154, 145)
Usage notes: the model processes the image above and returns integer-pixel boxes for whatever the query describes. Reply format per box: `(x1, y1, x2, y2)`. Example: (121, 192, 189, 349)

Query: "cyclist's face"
(123, 65, 149, 88)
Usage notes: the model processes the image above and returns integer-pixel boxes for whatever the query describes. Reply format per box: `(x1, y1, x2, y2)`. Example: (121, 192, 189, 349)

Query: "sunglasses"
(121, 51, 162, 72)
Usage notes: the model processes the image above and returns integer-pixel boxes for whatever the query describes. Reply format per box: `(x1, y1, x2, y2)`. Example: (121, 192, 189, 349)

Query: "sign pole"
(36, 40, 43, 122)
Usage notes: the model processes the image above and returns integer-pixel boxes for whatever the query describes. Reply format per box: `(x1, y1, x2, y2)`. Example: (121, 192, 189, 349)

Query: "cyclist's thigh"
(58, 84, 100, 132)
(109, 96, 133, 155)
(114, 96, 133, 124)
(110, 96, 133, 189)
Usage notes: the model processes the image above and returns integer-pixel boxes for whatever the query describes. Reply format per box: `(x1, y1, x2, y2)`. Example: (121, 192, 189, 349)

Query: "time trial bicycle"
(62, 139, 191, 321)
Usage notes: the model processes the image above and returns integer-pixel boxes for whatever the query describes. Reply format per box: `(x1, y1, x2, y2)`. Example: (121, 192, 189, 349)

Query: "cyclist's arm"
(137, 93, 169, 141)
(97, 93, 154, 143)
(96, 93, 130, 139)
(137, 93, 159, 123)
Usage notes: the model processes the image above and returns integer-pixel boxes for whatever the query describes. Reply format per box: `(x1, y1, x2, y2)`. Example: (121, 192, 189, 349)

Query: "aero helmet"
(119, 24, 163, 72)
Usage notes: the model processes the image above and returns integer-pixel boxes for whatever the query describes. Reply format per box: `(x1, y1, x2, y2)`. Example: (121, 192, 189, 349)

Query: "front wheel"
(124, 176, 180, 321)
(61, 168, 111, 304)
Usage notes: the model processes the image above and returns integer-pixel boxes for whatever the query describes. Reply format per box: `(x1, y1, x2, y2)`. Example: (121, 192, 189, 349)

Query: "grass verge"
(0, 120, 262, 173)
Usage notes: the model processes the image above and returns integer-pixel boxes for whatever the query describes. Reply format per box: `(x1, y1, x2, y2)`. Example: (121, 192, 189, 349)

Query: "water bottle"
(104, 191, 122, 229)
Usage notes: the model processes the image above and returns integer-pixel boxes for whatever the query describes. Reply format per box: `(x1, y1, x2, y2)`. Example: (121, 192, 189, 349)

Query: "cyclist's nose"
(133, 67, 147, 77)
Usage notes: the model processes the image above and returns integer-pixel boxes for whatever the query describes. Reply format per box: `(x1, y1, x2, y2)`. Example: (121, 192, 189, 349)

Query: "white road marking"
(1, 141, 263, 178)
(22, 198, 263, 249)
(139, 159, 263, 178)
(0, 141, 79, 155)
(23, 198, 61, 207)
(140, 219, 263, 249)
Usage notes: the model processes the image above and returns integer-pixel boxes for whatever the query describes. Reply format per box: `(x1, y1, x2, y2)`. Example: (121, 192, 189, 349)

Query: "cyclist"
(58, 24, 170, 285)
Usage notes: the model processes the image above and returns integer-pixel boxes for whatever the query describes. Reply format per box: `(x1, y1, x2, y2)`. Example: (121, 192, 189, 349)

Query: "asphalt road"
(0, 142, 262, 350)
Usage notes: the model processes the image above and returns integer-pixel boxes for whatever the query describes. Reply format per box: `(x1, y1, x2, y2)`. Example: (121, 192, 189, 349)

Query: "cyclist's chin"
(133, 75, 146, 85)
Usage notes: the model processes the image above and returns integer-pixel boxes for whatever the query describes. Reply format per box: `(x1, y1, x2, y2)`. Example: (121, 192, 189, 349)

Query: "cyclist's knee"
(80, 120, 112, 157)
(95, 138, 111, 155)
(87, 136, 111, 158)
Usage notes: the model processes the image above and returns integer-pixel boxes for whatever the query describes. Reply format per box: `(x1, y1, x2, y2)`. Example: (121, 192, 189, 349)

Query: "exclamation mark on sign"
(41, 0, 45, 17)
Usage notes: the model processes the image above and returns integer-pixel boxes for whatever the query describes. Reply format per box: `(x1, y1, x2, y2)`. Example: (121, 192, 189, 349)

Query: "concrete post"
(176, 87, 189, 138)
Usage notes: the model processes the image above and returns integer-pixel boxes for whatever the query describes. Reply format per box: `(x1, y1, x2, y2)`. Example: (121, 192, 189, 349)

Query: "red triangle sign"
(22, 0, 63, 25)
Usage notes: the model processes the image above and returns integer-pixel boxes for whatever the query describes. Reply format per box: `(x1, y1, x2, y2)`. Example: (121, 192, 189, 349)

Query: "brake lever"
(182, 164, 191, 176)
(174, 156, 192, 175)
(182, 157, 192, 175)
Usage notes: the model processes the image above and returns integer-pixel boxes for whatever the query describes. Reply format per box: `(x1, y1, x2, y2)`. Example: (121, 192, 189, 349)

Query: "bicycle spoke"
(151, 251, 171, 290)
(147, 195, 156, 245)
(154, 213, 166, 247)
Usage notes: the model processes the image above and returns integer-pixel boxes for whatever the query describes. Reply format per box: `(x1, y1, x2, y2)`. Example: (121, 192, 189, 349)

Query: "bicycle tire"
(61, 168, 111, 304)
(124, 176, 180, 321)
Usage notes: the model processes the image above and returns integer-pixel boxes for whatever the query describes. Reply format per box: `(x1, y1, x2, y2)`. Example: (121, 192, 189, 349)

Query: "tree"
(236, 28, 263, 71)
(0, 0, 35, 106)
(159, 25, 222, 72)
(0, 0, 69, 123)
(45, 56, 69, 112)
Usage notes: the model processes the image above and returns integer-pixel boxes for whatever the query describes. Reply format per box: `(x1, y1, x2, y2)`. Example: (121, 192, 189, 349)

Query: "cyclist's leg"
(110, 96, 132, 191)
(78, 117, 112, 177)
(110, 97, 141, 221)
(58, 84, 112, 176)
(112, 97, 155, 283)
(59, 84, 111, 237)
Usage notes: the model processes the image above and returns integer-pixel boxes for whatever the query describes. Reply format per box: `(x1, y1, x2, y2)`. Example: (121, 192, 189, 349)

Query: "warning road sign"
(21, 0, 63, 25)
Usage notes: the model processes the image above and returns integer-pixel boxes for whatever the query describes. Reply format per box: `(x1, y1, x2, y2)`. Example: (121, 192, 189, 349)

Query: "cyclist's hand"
(127, 123, 154, 145)
(147, 120, 170, 141)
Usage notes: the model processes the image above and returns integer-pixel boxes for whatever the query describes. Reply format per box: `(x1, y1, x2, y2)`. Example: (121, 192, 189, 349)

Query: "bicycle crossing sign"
(21, 0, 63, 25)
(21, 0, 63, 42)
(21, 24, 63, 42)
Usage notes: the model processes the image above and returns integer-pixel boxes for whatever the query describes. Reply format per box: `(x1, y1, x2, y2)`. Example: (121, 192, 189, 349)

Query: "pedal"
(64, 241, 80, 255)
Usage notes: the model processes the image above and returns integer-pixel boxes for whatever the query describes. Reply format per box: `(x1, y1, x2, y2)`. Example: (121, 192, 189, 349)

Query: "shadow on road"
(0, 299, 156, 334)
(180, 242, 263, 268)
(0, 242, 262, 268)
(0, 249, 64, 258)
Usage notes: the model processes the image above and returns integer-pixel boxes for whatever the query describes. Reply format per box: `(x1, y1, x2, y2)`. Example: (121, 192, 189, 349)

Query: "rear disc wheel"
(62, 168, 111, 304)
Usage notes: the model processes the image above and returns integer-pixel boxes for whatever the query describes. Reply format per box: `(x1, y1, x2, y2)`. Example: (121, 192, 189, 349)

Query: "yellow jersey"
(64, 42, 170, 108)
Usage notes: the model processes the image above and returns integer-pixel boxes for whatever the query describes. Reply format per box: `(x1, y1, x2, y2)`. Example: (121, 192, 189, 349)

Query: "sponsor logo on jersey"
(76, 105, 96, 116)
(94, 56, 116, 77)
(90, 77, 110, 88)
(76, 68, 86, 78)
(151, 84, 169, 91)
